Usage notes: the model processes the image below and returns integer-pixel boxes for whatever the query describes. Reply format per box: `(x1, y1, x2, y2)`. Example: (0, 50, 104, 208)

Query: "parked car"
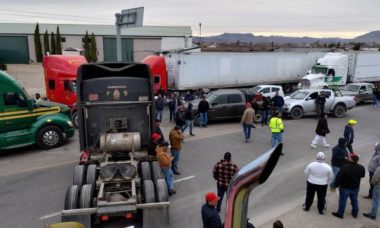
(283, 89, 356, 119)
(245, 85, 285, 98)
(340, 82, 374, 103)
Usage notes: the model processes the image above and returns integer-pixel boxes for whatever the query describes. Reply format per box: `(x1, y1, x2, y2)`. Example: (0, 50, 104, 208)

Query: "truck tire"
(333, 104, 346, 118)
(155, 179, 169, 202)
(86, 164, 97, 186)
(194, 114, 200, 126)
(36, 125, 64, 149)
(151, 161, 164, 181)
(141, 162, 151, 181)
(193, 90, 203, 99)
(79, 184, 94, 208)
(64, 185, 80, 210)
(71, 111, 79, 129)
(73, 165, 86, 186)
(144, 180, 156, 203)
(290, 107, 304, 119)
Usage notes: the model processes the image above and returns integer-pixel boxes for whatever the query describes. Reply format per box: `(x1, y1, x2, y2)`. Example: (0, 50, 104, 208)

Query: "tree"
(50, 32, 56, 54)
(83, 31, 91, 61)
(43, 30, 49, 55)
(56, 26, 62, 54)
(90, 33, 98, 62)
(34, 23, 43, 62)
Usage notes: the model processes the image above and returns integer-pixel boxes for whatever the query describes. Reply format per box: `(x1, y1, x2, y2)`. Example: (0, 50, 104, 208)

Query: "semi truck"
(143, 52, 326, 97)
(61, 62, 169, 227)
(299, 51, 380, 89)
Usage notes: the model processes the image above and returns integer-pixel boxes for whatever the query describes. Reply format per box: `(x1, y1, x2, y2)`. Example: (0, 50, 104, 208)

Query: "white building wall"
(133, 38, 161, 62)
(161, 37, 192, 51)
(27, 35, 36, 63)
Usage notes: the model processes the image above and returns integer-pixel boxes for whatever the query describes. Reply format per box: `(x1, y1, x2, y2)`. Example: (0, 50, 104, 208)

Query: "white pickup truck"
(283, 89, 356, 119)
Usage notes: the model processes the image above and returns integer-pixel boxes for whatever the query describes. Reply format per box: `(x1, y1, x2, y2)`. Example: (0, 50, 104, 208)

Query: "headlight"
(67, 120, 73, 127)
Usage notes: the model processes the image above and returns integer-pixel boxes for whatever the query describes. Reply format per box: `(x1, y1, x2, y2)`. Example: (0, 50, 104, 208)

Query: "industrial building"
(0, 23, 193, 64)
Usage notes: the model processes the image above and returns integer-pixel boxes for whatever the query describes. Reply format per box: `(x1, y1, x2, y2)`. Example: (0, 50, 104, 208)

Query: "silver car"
(340, 82, 374, 103)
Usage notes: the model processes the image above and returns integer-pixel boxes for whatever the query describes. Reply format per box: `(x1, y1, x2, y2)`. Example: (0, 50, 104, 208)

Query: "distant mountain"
(193, 31, 380, 44)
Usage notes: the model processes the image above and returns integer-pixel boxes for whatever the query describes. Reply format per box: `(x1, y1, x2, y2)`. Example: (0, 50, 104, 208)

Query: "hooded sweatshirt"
(368, 143, 380, 173)
(331, 138, 348, 167)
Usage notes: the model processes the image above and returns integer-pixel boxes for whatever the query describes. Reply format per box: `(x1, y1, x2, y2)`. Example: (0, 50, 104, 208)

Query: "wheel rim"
(336, 107, 344, 116)
(43, 130, 59, 146)
(292, 108, 302, 118)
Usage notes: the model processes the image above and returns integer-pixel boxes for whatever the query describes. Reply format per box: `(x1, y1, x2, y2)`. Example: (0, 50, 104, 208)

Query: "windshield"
(206, 92, 218, 102)
(72, 80, 77, 93)
(343, 84, 359, 92)
(289, 90, 310, 100)
(247, 86, 261, 94)
(311, 66, 328, 75)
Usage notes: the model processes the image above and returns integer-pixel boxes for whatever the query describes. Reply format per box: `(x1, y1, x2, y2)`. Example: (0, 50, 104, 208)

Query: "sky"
(0, 0, 379, 38)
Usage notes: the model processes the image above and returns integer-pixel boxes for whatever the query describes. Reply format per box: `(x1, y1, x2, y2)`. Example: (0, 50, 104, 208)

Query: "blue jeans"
(271, 132, 283, 147)
(337, 188, 359, 217)
(216, 183, 228, 212)
(243, 123, 252, 140)
(169, 109, 176, 121)
(200, 112, 208, 126)
(171, 149, 180, 173)
(183, 120, 194, 134)
(369, 187, 380, 217)
(330, 166, 341, 188)
(162, 167, 174, 190)
(156, 109, 163, 122)
(262, 109, 270, 125)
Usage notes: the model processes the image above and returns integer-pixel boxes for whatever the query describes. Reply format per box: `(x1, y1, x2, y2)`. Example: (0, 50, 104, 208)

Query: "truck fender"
(31, 113, 72, 137)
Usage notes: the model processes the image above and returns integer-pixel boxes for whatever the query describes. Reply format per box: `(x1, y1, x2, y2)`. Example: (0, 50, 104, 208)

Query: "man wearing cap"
(303, 152, 333, 214)
(148, 133, 162, 156)
(169, 126, 185, 175)
(201, 192, 223, 228)
(213, 152, 239, 212)
(268, 109, 284, 152)
(332, 153, 365, 219)
(156, 140, 176, 195)
(344, 119, 357, 154)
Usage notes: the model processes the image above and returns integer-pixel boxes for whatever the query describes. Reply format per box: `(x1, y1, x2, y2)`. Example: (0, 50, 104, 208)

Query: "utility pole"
(199, 22, 202, 47)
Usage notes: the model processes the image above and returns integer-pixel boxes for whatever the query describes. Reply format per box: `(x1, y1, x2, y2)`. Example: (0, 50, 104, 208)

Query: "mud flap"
(61, 208, 95, 228)
(140, 202, 170, 228)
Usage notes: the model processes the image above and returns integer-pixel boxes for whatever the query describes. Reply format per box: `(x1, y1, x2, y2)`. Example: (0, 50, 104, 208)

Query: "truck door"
(303, 92, 318, 114)
(323, 90, 334, 110)
(227, 94, 245, 117)
(64, 79, 76, 107)
(209, 94, 228, 120)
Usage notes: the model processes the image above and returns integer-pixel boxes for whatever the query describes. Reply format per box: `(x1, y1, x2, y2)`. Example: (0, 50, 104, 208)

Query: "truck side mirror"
(305, 97, 311, 101)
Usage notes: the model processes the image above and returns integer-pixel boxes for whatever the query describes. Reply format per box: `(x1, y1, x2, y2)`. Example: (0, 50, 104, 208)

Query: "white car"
(246, 85, 285, 98)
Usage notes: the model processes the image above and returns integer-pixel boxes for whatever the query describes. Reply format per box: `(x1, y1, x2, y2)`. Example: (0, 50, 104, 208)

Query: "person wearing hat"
(169, 126, 184, 175)
(156, 140, 176, 195)
(148, 133, 162, 156)
(268, 109, 284, 152)
(363, 163, 380, 220)
(303, 152, 333, 214)
(201, 192, 223, 228)
(332, 153, 365, 219)
(154, 120, 165, 141)
(213, 152, 239, 212)
(344, 119, 357, 154)
(310, 112, 330, 148)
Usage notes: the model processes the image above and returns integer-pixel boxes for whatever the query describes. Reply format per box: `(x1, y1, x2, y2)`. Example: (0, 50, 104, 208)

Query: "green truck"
(0, 70, 75, 150)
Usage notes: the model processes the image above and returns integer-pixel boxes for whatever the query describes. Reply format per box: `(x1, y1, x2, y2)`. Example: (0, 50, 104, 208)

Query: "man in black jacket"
(198, 95, 210, 127)
(311, 113, 330, 148)
(344, 119, 357, 154)
(201, 192, 223, 228)
(330, 138, 349, 191)
(183, 103, 195, 136)
(316, 92, 326, 118)
(332, 153, 365, 219)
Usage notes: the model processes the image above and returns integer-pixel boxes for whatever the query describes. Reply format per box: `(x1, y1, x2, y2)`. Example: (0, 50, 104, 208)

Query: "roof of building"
(0, 23, 192, 37)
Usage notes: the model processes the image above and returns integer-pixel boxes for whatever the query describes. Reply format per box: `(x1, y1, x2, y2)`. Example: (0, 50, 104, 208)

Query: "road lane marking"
(40, 211, 61, 220)
(0, 160, 77, 177)
(174, 175, 195, 183)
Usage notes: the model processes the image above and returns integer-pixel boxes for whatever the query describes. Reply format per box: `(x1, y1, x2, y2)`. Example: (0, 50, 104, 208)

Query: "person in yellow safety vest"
(269, 109, 284, 155)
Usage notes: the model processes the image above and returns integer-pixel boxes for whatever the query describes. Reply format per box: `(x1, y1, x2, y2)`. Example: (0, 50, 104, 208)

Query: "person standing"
(169, 126, 184, 175)
(155, 94, 165, 122)
(330, 138, 349, 191)
(310, 113, 330, 148)
(376, 86, 380, 108)
(332, 153, 365, 219)
(363, 142, 380, 199)
(183, 103, 195, 136)
(372, 85, 378, 107)
(261, 96, 273, 126)
(35, 93, 43, 103)
(363, 165, 380, 220)
(212, 152, 239, 212)
(156, 140, 176, 195)
(240, 103, 255, 143)
(268, 109, 284, 151)
(198, 95, 210, 127)
(316, 91, 326, 118)
(201, 192, 223, 228)
(175, 104, 186, 131)
(344, 119, 357, 154)
(168, 94, 177, 122)
(303, 152, 334, 214)
(271, 92, 285, 114)
(154, 120, 165, 141)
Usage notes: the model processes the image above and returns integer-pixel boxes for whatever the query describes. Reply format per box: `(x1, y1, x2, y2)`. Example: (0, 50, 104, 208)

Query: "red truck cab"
(43, 55, 87, 107)
(142, 55, 167, 95)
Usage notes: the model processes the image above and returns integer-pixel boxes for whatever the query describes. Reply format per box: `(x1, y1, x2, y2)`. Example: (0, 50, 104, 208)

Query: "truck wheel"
(194, 114, 200, 126)
(141, 162, 151, 181)
(144, 180, 156, 203)
(151, 161, 164, 181)
(86, 164, 97, 186)
(290, 107, 303, 119)
(193, 90, 203, 99)
(72, 112, 79, 129)
(64, 185, 80, 210)
(36, 125, 64, 149)
(79, 184, 94, 208)
(73, 165, 86, 186)
(333, 104, 346, 118)
(155, 179, 169, 202)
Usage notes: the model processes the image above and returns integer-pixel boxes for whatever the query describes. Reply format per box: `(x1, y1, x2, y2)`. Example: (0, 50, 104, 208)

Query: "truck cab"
(0, 70, 74, 150)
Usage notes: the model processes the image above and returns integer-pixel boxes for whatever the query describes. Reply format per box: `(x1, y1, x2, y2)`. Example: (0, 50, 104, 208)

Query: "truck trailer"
(299, 51, 380, 88)
(143, 52, 325, 97)
(61, 62, 169, 227)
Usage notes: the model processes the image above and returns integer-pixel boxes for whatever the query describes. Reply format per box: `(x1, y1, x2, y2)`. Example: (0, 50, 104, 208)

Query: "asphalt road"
(0, 104, 379, 228)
